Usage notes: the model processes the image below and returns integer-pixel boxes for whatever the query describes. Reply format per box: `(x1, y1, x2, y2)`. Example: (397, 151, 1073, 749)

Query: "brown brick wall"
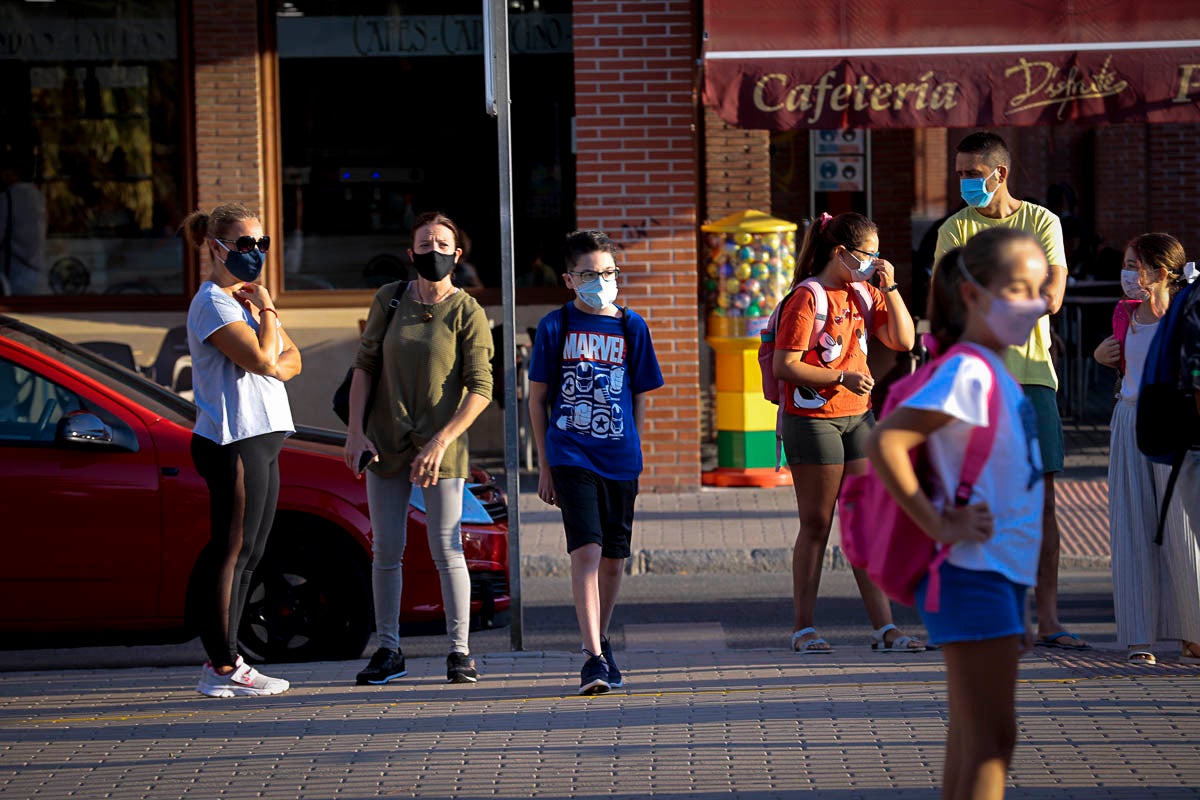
(192, 0, 265, 264)
(703, 107, 771, 220)
(574, 0, 701, 491)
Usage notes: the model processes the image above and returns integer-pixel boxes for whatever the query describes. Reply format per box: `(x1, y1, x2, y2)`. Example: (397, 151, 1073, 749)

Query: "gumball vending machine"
(701, 210, 800, 487)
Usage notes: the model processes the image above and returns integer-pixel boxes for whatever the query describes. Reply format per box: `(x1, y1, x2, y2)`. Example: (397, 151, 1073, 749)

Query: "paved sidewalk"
(2, 645, 1196, 799)
(516, 423, 1114, 576)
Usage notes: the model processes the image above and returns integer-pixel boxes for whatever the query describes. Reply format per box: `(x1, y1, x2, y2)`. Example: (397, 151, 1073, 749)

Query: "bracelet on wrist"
(261, 307, 279, 318)
(881, 283, 900, 293)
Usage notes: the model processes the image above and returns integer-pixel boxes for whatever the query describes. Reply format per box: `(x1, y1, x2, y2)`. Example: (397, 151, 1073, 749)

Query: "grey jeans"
(365, 472, 471, 654)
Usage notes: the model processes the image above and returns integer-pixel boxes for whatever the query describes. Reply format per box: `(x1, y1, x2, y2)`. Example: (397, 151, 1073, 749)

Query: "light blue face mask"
(960, 167, 1000, 208)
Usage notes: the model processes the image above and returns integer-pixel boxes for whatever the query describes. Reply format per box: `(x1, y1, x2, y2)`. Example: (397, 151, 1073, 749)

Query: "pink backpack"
(837, 342, 1001, 611)
(758, 279, 873, 467)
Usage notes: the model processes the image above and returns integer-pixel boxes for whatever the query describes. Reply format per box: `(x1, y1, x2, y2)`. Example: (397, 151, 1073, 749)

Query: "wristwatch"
(881, 283, 900, 293)
(836, 370, 845, 385)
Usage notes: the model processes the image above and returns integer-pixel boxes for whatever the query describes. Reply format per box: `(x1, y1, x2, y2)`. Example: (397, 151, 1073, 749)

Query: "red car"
(0, 314, 510, 662)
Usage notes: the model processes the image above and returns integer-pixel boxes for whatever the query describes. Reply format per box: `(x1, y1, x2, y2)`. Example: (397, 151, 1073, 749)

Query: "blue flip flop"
(1036, 631, 1091, 651)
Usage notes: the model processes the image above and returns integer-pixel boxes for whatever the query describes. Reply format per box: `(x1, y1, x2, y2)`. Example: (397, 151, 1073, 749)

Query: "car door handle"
(161, 467, 180, 477)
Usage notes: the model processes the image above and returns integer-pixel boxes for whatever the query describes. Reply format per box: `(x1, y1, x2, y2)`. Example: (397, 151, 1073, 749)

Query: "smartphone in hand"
(357, 450, 375, 474)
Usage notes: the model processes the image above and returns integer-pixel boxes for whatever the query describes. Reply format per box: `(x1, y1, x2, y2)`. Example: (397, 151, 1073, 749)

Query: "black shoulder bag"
(332, 281, 408, 427)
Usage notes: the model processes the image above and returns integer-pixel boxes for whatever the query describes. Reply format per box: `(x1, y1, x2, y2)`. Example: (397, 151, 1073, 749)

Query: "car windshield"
(0, 316, 197, 425)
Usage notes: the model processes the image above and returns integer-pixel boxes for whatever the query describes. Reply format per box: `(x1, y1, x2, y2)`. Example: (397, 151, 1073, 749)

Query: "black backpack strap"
(1155, 448, 1187, 545)
(361, 281, 408, 425)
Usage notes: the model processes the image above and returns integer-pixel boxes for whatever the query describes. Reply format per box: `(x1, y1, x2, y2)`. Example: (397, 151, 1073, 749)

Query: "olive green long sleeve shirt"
(354, 282, 493, 478)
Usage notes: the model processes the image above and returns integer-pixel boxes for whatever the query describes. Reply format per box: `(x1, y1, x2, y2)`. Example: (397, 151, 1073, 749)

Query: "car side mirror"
(57, 412, 114, 445)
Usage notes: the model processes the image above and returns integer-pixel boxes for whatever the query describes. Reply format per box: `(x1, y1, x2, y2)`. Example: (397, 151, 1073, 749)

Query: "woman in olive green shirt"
(343, 212, 493, 685)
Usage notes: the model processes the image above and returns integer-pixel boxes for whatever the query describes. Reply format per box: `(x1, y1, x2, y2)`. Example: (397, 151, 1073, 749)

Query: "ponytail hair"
(179, 203, 258, 250)
(790, 211, 877, 290)
(927, 227, 1039, 352)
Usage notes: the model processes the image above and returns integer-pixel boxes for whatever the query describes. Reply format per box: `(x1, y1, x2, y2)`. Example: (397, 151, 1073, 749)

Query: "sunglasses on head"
(216, 235, 271, 254)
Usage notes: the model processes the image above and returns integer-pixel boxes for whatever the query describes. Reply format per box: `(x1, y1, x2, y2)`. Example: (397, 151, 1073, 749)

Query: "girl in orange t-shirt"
(773, 211, 918, 654)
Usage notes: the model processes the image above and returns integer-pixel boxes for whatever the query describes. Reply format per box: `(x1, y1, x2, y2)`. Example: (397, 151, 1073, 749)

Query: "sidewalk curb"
(521, 547, 1111, 577)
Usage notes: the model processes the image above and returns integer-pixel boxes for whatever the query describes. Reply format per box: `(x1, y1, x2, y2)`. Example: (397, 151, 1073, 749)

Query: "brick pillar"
(574, 0, 701, 491)
(192, 0, 266, 281)
(704, 107, 771, 220)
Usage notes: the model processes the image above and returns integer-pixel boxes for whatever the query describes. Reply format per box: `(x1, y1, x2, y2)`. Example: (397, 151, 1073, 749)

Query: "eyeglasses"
(570, 268, 621, 283)
(216, 235, 271, 254)
(848, 247, 880, 260)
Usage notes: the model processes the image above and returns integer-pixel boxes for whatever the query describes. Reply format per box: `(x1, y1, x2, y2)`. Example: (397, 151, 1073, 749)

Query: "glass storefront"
(274, 0, 575, 291)
(0, 1, 574, 303)
(0, 1, 186, 298)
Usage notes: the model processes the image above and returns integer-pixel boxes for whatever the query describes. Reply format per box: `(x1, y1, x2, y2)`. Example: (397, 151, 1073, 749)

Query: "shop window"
(274, 0, 575, 294)
(0, 1, 186, 299)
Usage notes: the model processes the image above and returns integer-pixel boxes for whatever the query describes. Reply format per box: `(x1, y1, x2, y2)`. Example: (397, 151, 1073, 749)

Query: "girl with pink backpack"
(1092, 233, 1200, 666)
(866, 227, 1048, 799)
(770, 211, 919, 654)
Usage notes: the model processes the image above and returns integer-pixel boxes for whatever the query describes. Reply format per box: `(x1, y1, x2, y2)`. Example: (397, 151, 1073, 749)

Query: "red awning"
(703, 0, 1200, 130)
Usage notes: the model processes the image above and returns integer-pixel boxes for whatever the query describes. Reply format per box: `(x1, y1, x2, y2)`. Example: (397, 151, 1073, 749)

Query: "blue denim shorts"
(916, 562, 1027, 646)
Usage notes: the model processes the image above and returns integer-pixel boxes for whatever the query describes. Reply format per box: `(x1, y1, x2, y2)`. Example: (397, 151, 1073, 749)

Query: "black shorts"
(550, 465, 638, 559)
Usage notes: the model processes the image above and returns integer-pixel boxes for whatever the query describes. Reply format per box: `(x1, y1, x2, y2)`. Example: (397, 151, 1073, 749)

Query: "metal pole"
(485, 0, 523, 651)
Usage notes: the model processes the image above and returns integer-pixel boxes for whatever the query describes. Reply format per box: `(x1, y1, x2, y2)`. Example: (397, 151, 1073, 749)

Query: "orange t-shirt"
(774, 282, 890, 418)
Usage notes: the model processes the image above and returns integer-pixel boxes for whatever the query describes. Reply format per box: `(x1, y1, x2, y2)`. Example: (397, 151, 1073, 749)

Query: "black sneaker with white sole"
(356, 648, 407, 685)
(600, 635, 623, 688)
(446, 652, 478, 683)
(579, 653, 610, 696)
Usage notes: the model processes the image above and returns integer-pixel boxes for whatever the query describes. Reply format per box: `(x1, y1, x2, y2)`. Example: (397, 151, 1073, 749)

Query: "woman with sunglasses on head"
(181, 203, 301, 697)
(773, 211, 923, 655)
(343, 211, 494, 686)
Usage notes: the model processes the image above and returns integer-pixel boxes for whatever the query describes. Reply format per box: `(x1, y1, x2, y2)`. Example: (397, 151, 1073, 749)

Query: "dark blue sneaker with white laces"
(579, 653, 610, 695)
(600, 635, 623, 688)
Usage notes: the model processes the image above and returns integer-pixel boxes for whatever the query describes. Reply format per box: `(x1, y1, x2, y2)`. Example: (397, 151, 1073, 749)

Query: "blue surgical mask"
(214, 238, 265, 282)
(840, 251, 876, 283)
(960, 168, 1000, 208)
(575, 276, 619, 310)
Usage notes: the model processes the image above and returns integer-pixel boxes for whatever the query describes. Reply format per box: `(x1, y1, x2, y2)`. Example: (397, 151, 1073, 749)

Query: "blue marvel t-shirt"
(529, 304, 664, 480)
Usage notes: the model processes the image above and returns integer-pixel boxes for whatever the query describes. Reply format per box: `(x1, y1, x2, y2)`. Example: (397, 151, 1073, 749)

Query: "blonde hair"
(179, 203, 259, 250)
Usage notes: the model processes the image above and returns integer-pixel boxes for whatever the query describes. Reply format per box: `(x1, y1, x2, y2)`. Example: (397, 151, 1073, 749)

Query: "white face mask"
(958, 259, 1047, 346)
(1120, 269, 1150, 301)
(575, 276, 619, 309)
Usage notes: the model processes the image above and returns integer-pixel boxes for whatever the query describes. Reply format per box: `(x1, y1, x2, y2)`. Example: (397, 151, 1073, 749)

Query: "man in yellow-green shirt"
(934, 131, 1089, 652)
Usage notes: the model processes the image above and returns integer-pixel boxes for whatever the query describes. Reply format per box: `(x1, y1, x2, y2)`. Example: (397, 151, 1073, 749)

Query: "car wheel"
(238, 524, 372, 663)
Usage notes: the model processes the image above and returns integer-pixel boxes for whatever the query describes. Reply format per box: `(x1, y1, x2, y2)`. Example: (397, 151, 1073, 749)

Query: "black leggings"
(191, 431, 286, 668)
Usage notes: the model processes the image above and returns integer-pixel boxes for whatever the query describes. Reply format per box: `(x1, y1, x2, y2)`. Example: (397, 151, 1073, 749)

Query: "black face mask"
(412, 250, 456, 282)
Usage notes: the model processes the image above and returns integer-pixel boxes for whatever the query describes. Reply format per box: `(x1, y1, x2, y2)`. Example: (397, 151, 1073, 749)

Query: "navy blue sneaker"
(600, 635, 623, 688)
(579, 653, 610, 696)
(356, 648, 407, 685)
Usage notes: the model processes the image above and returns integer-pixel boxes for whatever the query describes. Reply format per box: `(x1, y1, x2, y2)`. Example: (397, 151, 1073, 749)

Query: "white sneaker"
(196, 658, 290, 698)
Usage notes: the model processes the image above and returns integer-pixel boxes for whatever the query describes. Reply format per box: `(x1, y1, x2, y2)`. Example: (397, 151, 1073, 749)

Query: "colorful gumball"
(734, 261, 752, 280)
(706, 263, 718, 278)
(783, 254, 796, 271)
(742, 278, 760, 294)
(724, 277, 741, 295)
(716, 293, 730, 308)
(733, 292, 750, 309)
(737, 245, 754, 262)
(735, 231, 753, 246)
(719, 261, 734, 277)
(753, 262, 771, 281)
(747, 303, 762, 317)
